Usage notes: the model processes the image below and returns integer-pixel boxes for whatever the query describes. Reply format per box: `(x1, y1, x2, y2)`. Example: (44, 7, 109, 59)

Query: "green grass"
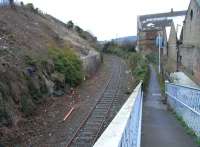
(171, 111, 200, 146)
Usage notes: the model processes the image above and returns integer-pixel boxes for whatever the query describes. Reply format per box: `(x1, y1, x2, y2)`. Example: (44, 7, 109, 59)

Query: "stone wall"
(168, 23, 177, 61)
(179, 0, 200, 83)
(180, 45, 200, 82)
(138, 30, 158, 53)
(182, 0, 200, 48)
(81, 50, 101, 78)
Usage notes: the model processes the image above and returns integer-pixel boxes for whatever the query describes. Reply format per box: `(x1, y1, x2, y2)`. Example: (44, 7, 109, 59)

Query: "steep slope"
(0, 5, 100, 135)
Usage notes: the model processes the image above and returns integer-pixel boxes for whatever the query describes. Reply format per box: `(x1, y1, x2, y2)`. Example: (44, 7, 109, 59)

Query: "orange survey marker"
(63, 107, 75, 121)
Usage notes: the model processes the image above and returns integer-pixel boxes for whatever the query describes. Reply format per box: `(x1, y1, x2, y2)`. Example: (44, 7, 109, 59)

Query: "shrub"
(26, 77, 43, 103)
(74, 26, 83, 34)
(49, 48, 83, 87)
(66, 21, 74, 29)
(26, 3, 34, 11)
(20, 95, 35, 116)
(0, 93, 7, 123)
(24, 55, 37, 66)
(128, 53, 149, 89)
(146, 52, 158, 64)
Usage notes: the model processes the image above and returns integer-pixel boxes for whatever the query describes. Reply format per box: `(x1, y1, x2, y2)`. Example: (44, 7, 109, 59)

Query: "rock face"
(0, 6, 101, 128)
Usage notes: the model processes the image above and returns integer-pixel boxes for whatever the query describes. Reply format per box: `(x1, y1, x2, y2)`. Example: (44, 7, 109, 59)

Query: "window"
(190, 9, 193, 21)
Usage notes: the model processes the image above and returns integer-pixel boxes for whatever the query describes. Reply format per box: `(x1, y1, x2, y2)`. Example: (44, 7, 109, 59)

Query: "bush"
(49, 48, 83, 87)
(26, 77, 43, 103)
(146, 52, 158, 64)
(128, 53, 149, 89)
(26, 3, 34, 10)
(20, 95, 35, 116)
(66, 21, 74, 29)
(103, 41, 135, 59)
(24, 55, 37, 66)
(74, 26, 83, 34)
(0, 94, 7, 123)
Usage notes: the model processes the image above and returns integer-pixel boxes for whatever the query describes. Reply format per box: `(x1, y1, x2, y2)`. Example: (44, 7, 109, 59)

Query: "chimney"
(171, 8, 174, 13)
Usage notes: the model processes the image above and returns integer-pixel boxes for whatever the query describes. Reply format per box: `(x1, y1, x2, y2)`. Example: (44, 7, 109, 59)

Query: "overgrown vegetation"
(128, 53, 149, 89)
(158, 72, 165, 94)
(66, 20, 74, 29)
(146, 52, 158, 65)
(20, 94, 35, 116)
(171, 111, 200, 146)
(0, 93, 9, 126)
(103, 41, 149, 88)
(17, 48, 83, 117)
(103, 40, 136, 57)
(49, 48, 83, 87)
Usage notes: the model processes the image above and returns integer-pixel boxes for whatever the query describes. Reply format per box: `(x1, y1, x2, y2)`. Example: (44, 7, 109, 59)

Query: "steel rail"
(66, 59, 122, 147)
(92, 62, 122, 145)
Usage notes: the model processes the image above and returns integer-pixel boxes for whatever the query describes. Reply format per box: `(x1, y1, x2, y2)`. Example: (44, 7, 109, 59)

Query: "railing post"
(164, 80, 169, 104)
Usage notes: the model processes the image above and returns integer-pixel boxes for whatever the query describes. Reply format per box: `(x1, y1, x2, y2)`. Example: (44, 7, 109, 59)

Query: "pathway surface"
(141, 65, 197, 147)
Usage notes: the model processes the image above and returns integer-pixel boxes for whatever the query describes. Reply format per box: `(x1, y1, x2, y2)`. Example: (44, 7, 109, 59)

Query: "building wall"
(138, 30, 158, 53)
(180, 46, 200, 82)
(168, 23, 177, 61)
(183, 0, 200, 47)
(180, 0, 200, 82)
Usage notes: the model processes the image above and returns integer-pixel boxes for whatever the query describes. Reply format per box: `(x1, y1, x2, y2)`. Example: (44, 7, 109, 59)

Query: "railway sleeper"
(71, 142, 91, 147)
(78, 131, 96, 136)
(75, 136, 94, 142)
(97, 101, 113, 105)
(85, 121, 102, 126)
(95, 106, 109, 109)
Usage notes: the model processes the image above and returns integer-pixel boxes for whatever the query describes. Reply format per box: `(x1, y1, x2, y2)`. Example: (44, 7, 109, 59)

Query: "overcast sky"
(22, 0, 190, 41)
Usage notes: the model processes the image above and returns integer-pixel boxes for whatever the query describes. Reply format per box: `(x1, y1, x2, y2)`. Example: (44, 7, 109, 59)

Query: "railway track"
(66, 57, 123, 147)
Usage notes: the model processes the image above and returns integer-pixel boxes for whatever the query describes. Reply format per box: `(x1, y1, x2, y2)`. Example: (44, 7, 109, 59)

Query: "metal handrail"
(93, 81, 143, 147)
(166, 80, 200, 91)
(165, 81, 200, 137)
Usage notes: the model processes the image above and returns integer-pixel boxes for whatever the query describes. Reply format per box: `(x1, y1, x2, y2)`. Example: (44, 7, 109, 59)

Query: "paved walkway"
(141, 65, 197, 147)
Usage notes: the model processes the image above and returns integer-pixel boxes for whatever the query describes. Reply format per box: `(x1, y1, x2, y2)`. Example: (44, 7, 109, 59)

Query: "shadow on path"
(141, 65, 197, 147)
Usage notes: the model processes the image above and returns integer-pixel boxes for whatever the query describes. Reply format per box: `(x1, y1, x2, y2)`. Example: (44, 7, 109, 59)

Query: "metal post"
(158, 33, 161, 74)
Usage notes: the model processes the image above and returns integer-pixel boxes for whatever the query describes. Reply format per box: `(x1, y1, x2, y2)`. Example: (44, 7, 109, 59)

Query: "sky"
(22, 0, 190, 41)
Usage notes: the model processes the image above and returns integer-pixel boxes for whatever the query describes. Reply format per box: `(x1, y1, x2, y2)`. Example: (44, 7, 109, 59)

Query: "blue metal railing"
(93, 82, 143, 147)
(165, 81, 200, 137)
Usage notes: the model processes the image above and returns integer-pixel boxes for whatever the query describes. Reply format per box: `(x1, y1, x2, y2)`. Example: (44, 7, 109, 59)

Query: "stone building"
(179, 0, 200, 81)
(167, 23, 177, 61)
(167, 15, 185, 62)
(137, 10, 186, 55)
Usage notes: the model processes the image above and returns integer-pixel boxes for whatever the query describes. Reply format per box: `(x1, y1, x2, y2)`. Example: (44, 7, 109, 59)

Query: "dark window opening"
(190, 9, 193, 21)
